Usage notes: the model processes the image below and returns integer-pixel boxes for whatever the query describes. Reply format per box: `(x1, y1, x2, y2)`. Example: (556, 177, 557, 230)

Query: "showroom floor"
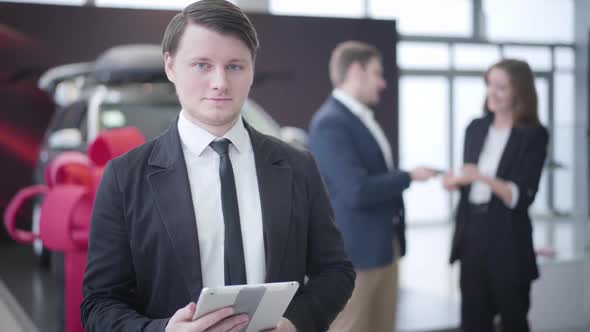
(0, 220, 588, 332)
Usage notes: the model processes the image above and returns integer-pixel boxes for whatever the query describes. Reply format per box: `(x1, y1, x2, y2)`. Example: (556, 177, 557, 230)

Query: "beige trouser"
(328, 241, 400, 332)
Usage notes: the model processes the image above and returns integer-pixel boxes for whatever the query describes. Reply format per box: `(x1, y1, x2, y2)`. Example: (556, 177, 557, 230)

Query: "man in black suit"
(80, 1, 354, 331)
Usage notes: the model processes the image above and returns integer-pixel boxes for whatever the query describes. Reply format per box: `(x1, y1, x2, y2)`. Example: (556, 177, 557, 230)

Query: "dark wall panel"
(249, 14, 398, 154)
(0, 3, 398, 233)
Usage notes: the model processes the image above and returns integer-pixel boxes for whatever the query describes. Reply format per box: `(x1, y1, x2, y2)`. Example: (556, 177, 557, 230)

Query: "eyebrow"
(189, 57, 248, 63)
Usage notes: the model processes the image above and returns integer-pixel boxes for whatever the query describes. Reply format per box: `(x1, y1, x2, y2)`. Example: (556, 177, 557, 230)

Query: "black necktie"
(210, 139, 247, 285)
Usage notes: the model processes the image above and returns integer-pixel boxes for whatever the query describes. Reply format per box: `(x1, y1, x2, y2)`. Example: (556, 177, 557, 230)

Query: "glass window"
(531, 77, 550, 215)
(99, 103, 179, 139)
(555, 47, 575, 70)
(369, 0, 472, 36)
(483, 0, 574, 43)
(503, 46, 552, 72)
(269, 0, 363, 18)
(398, 42, 450, 69)
(553, 127, 574, 213)
(95, 0, 195, 9)
(535, 78, 549, 126)
(1, 0, 84, 4)
(453, 44, 500, 70)
(400, 76, 449, 223)
(555, 73, 574, 126)
(553, 73, 575, 213)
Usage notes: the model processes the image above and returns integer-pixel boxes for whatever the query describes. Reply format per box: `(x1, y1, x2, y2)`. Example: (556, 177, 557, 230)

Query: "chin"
(365, 99, 379, 108)
(487, 104, 500, 112)
(208, 113, 241, 126)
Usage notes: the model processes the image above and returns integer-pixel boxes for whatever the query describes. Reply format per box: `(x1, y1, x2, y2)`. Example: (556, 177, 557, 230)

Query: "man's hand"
(165, 302, 249, 332)
(441, 172, 459, 191)
(263, 318, 297, 332)
(442, 164, 481, 188)
(409, 167, 438, 182)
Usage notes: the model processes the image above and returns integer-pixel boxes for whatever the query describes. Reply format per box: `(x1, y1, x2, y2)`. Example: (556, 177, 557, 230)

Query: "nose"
(378, 77, 387, 92)
(211, 68, 229, 92)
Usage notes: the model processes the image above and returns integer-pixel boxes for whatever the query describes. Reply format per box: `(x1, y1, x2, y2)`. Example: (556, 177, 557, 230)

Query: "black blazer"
(81, 119, 355, 332)
(450, 113, 549, 283)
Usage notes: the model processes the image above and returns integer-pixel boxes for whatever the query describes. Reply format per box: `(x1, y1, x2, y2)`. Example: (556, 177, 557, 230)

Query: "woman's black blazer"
(450, 113, 549, 283)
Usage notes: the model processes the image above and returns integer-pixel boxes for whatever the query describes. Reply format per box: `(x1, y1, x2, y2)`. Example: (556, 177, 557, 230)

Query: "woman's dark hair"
(484, 58, 540, 127)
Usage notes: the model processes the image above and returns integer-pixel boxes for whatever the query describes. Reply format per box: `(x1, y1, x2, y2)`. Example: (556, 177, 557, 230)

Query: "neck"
(182, 111, 240, 138)
(492, 111, 513, 129)
(338, 84, 363, 105)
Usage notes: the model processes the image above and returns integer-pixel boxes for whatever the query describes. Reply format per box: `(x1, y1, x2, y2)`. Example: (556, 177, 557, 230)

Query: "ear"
(247, 65, 255, 88)
(347, 62, 365, 79)
(163, 52, 175, 83)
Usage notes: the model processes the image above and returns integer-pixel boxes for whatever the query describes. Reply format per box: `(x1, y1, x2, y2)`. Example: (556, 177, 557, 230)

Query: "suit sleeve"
(81, 161, 169, 332)
(393, 206, 406, 257)
(510, 126, 549, 212)
(309, 118, 411, 209)
(283, 152, 355, 332)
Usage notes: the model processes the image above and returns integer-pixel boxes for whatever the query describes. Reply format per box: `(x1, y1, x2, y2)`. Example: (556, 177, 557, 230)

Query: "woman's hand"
(460, 164, 481, 184)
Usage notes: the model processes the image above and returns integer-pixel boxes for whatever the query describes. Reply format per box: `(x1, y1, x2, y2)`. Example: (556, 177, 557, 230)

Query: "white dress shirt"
(333, 89, 394, 170)
(177, 110, 266, 287)
(469, 125, 519, 208)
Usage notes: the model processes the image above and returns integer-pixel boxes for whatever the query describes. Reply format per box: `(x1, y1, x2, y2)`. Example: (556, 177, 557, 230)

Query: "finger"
(194, 307, 235, 331)
(208, 314, 249, 332)
(226, 319, 250, 332)
(169, 302, 196, 324)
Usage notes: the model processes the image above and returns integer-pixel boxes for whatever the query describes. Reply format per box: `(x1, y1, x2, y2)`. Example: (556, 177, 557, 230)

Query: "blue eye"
(227, 64, 243, 71)
(194, 63, 209, 70)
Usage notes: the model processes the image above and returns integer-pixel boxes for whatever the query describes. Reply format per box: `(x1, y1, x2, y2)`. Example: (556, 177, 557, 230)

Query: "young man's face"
(164, 23, 254, 134)
(355, 57, 387, 107)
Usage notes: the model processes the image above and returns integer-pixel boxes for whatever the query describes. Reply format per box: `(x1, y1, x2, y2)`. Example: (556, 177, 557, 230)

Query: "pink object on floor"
(3, 126, 145, 332)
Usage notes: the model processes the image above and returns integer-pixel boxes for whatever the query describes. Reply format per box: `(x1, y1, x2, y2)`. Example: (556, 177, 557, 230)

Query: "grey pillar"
(574, 0, 590, 319)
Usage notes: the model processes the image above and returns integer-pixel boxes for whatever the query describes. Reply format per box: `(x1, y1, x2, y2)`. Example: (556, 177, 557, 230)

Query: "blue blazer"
(308, 96, 410, 270)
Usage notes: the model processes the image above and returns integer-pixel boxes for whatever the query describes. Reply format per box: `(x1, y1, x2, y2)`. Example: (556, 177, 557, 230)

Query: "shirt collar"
(332, 89, 375, 120)
(177, 109, 251, 156)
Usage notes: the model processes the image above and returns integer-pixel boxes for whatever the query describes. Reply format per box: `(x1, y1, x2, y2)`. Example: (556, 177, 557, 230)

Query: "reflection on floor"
(0, 241, 61, 332)
(0, 277, 38, 332)
(0, 219, 588, 332)
(398, 219, 590, 332)
(397, 225, 460, 332)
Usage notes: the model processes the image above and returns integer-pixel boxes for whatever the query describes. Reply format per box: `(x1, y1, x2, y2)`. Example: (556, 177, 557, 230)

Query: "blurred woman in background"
(443, 59, 549, 332)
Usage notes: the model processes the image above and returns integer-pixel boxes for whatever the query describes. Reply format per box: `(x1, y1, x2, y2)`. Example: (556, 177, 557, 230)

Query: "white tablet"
(192, 281, 299, 332)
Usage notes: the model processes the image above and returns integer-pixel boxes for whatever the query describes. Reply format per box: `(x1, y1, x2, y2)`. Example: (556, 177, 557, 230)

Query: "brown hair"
(162, 0, 259, 60)
(484, 58, 540, 127)
(329, 41, 381, 87)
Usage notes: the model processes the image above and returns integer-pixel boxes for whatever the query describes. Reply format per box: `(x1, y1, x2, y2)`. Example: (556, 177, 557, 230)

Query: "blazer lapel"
(332, 97, 389, 170)
(246, 122, 293, 282)
(468, 116, 491, 164)
(147, 122, 203, 300)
